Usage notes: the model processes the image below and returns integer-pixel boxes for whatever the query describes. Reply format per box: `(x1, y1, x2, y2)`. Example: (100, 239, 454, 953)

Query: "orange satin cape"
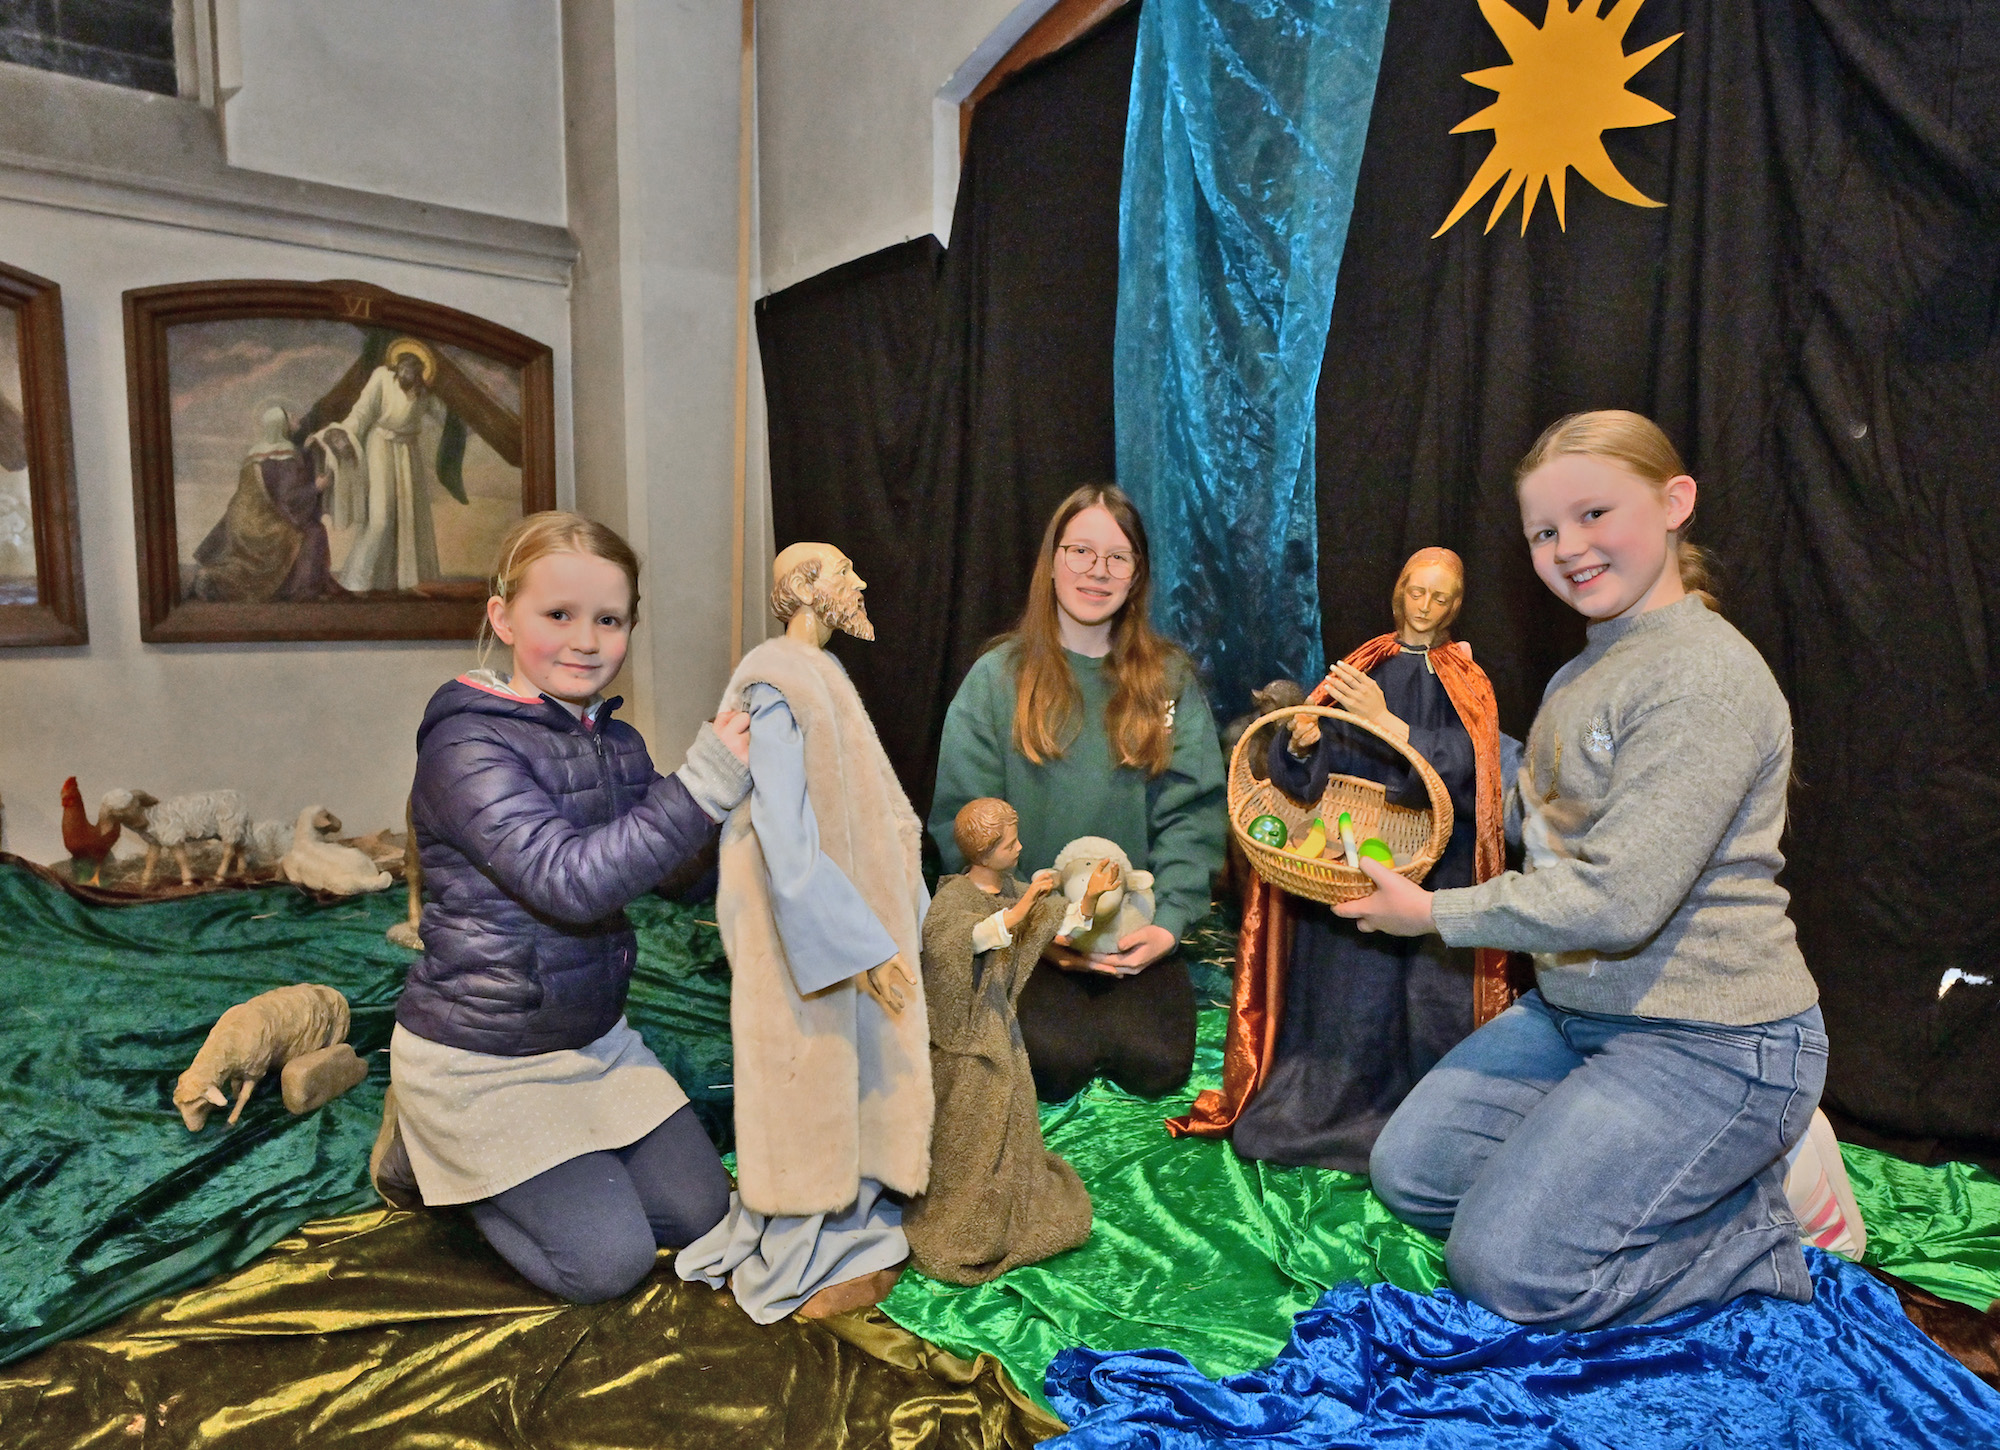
(1168, 633, 1520, 1140)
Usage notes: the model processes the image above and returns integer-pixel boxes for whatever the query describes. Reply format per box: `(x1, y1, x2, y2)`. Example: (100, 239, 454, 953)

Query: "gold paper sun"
(1433, 0, 1680, 238)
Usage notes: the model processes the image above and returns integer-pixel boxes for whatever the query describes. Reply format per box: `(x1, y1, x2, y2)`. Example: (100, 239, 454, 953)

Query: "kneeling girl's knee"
(653, 1167, 731, 1249)
(1368, 1115, 1454, 1232)
(565, 1229, 660, 1303)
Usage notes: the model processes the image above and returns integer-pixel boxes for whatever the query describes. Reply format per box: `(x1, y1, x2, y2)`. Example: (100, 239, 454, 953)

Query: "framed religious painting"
(0, 260, 87, 646)
(125, 279, 555, 642)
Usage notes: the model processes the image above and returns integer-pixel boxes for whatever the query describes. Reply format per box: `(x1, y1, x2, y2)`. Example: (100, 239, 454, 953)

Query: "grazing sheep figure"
(174, 983, 366, 1130)
(279, 804, 392, 895)
(100, 788, 249, 889)
(1050, 836, 1157, 959)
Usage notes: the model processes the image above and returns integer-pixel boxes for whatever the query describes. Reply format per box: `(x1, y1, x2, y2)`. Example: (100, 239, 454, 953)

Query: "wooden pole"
(730, 0, 755, 665)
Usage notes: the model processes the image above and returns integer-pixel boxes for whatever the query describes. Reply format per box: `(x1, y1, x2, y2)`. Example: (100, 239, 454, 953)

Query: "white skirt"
(390, 1018, 689, 1206)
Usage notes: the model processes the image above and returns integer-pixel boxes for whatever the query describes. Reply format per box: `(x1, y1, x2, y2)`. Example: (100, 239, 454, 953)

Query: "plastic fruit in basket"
(1358, 836, 1395, 866)
(1336, 812, 1360, 869)
(1246, 814, 1288, 849)
(1283, 817, 1327, 859)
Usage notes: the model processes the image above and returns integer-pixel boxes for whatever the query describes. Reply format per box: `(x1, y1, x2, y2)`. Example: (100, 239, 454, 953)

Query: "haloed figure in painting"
(188, 404, 345, 603)
(318, 338, 453, 593)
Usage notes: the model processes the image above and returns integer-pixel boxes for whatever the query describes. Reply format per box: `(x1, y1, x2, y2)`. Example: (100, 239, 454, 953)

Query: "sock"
(1784, 1108, 1866, 1261)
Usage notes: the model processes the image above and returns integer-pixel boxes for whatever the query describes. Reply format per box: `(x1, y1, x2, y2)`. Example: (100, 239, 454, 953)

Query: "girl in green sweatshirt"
(929, 485, 1225, 1102)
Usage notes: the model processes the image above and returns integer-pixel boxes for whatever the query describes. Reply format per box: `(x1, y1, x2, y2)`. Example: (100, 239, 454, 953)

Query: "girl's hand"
(1045, 939, 1132, 976)
(1333, 858, 1436, 936)
(1089, 922, 1176, 975)
(1287, 712, 1322, 755)
(713, 709, 751, 764)
(1325, 661, 1408, 743)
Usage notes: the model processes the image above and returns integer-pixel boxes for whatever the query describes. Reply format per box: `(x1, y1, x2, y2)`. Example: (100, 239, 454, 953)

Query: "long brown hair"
(1515, 410, 1719, 610)
(998, 484, 1183, 777)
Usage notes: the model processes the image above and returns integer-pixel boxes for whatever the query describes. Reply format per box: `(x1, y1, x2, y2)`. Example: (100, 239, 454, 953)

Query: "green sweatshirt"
(929, 644, 1226, 942)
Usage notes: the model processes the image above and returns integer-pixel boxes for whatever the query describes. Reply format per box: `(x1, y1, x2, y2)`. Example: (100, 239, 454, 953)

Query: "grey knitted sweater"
(1431, 596, 1819, 1025)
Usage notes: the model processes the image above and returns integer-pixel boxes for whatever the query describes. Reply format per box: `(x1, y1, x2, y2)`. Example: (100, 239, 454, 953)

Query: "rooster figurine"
(60, 776, 121, 885)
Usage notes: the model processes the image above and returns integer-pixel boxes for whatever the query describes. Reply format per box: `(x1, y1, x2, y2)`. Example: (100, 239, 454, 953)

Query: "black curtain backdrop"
(1316, 0, 2000, 1157)
(759, 7, 1138, 824)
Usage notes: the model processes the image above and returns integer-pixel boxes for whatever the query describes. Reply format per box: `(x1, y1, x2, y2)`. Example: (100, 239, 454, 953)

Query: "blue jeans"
(1369, 989, 1828, 1329)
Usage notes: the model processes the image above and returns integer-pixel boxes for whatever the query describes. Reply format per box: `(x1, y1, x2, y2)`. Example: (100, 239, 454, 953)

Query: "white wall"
(224, 0, 568, 226)
(559, 0, 751, 763)
(0, 199, 573, 864)
(755, 0, 1041, 295)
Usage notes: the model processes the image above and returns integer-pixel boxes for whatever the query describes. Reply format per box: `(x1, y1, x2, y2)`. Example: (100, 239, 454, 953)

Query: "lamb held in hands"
(1051, 836, 1157, 958)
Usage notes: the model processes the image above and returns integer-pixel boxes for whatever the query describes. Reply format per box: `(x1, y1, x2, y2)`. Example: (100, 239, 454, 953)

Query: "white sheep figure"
(173, 983, 368, 1130)
(242, 816, 298, 869)
(101, 788, 248, 889)
(1051, 835, 1157, 958)
(279, 804, 392, 895)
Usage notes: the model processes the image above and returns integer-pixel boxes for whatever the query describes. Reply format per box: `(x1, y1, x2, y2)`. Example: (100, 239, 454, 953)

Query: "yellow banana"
(1286, 817, 1327, 860)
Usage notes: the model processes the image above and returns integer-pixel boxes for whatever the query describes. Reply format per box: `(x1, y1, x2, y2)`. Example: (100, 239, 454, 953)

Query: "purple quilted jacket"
(397, 675, 718, 1056)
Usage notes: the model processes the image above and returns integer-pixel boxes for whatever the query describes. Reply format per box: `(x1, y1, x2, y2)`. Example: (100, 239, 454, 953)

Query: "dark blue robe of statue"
(1231, 649, 1479, 1173)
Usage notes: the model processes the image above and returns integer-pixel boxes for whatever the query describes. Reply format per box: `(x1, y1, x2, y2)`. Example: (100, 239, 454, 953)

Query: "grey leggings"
(467, 1105, 731, 1303)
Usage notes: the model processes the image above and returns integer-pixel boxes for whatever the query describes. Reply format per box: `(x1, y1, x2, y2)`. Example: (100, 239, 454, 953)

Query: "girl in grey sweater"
(1339, 411, 1857, 1329)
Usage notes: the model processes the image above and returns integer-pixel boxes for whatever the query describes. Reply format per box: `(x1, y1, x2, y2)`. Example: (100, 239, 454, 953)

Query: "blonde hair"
(1516, 410, 1718, 611)
(953, 798, 1018, 864)
(478, 510, 643, 667)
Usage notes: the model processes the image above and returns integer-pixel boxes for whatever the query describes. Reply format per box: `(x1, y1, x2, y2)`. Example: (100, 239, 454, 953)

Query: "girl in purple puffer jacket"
(372, 511, 752, 1303)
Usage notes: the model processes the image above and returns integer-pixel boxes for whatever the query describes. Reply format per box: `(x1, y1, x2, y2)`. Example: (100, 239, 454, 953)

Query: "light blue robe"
(676, 682, 922, 1322)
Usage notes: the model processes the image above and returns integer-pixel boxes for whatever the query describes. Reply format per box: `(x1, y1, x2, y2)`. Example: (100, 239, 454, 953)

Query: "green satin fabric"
(1843, 1146, 2000, 1311)
(879, 1000, 1447, 1409)
(0, 1208, 1060, 1449)
(4, 859, 1998, 1431)
(879, 915, 2000, 1410)
(0, 862, 732, 1365)
(0, 862, 401, 1365)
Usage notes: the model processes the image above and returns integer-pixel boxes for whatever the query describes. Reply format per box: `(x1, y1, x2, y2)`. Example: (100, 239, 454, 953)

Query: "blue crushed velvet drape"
(1116, 0, 1392, 709)
(1045, 1251, 2000, 1448)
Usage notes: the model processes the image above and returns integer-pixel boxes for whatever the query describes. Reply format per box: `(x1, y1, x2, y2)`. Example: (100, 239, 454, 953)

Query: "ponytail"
(1676, 539, 1719, 613)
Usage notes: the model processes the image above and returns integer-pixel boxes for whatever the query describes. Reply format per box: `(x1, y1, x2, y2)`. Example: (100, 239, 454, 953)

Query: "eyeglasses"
(1057, 544, 1137, 580)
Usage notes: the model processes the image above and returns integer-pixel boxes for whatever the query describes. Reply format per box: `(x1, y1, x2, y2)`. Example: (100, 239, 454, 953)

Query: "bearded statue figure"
(674, 542, 933, 1322)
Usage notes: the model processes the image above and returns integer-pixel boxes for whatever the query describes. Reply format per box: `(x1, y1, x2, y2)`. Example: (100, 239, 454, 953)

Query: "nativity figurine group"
(154, 536, 1502, 1323)
(684, 540, 1502, 1313)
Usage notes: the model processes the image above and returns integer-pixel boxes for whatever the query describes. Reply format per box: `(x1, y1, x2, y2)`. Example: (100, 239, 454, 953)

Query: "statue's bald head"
(771, 541, 874, 642)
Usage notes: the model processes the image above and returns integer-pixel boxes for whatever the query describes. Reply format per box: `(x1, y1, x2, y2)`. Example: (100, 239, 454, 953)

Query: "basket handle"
(1228, 703, 1413, 784)
(1227, 703, 1454, 837)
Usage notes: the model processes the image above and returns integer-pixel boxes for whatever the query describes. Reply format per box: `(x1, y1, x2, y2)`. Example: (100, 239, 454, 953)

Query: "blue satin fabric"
(1116, 0, 1392, 707)
(1045, 1250, 2000, 1447)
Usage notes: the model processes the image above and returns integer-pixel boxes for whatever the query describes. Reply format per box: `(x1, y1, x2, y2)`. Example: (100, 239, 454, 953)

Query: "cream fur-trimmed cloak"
(718, 637, 933, 1216)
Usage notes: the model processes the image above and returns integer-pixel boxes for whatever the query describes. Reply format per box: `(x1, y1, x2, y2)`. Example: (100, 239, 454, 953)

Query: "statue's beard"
(815, 585, 874, 642)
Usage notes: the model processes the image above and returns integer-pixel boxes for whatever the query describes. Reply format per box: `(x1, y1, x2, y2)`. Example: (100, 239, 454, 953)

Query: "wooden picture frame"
(0, 259, 87, 646)
(125, 279, 555, 643)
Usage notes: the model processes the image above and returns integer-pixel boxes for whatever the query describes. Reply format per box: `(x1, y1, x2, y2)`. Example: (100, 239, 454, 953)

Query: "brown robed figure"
(1170, 548, 1526, 1142)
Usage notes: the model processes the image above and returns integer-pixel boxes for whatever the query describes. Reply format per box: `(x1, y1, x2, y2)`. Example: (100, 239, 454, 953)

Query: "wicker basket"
(1228, 705, 1454, 905)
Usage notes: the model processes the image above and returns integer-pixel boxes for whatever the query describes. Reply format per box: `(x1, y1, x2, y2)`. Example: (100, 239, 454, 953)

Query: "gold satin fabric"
(1169, 634, 1521, 1140)
(0, 1209, 1063, 1449)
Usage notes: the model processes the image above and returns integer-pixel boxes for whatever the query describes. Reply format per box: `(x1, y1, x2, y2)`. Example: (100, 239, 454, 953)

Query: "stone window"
(0, 0, 178, 97)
